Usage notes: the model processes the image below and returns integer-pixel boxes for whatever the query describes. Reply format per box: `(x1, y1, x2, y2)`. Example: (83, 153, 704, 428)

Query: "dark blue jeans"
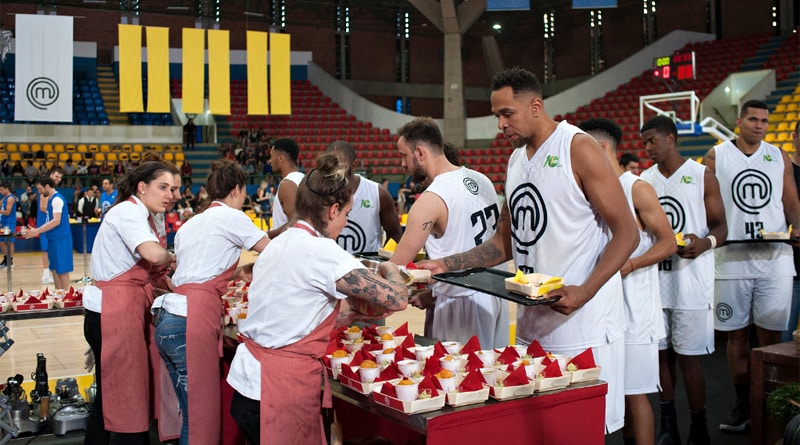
(154, 309, 189, 445)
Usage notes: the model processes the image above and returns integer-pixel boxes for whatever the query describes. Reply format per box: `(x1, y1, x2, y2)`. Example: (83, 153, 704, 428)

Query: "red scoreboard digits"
(653, 51, 695, 81)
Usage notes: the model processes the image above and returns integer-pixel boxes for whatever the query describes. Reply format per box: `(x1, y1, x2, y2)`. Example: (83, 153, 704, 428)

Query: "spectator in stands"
(24, 160, 37, 186)
(76, 159, 88, 179)
(10, 160, 23, 178)
(62, 159, 76, 186)
(77, 186, 99, 221)
(180, 160, 192, 186)
(620, 152, 640, 175)
(254, 181, 271, 217)
(87, 160, 100, 179)
(242, 158, 255, 176)
(99, 160, 112, 177)
(24, 186, 37, 227)
(19, 185, 31, 222)
(71, 185, 83, 218)
(113, 161, 125, 178)
(184, 117, 197, 150)
(197, 184, 209, 203)
(0, 159, 9, 178)
(183, 187, 196, 211)
(37, 162, 48, 178)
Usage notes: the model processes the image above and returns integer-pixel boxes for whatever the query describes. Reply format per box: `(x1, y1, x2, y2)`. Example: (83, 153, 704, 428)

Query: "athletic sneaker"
(42, 269, 54, 285)
(719, 399, 751, 432)
(0, 258, 6, 269)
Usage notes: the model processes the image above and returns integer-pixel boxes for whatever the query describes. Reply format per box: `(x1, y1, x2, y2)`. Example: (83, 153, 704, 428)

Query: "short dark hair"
(207, 159, 246, 201)
(740, 99, 769, 117)
(272, 138, 300, 165)
(443, 142, 461, 166)
(641, 115, 678, 141)
(491, 67, 542, 97)
(619, 153, 639, 167)
(325, 140, 356, 165)
(36, 177, 55, 188)
(397, 117, 443, 155)
(0, 182, 10, 190)
(578, 118, 623, 147)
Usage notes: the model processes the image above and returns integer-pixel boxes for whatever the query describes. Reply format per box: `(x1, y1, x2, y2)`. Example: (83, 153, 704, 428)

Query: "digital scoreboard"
(653, 51, 696, 81)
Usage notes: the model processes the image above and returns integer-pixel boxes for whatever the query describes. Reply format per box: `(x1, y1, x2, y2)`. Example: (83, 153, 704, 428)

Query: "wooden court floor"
(1, 251, 493, 383)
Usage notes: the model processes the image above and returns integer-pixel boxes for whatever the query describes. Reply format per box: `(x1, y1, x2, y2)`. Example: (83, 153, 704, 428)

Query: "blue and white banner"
(572, 0, 617, 8)
(487, 0, 530, 11)
(14, 14, 73, 123)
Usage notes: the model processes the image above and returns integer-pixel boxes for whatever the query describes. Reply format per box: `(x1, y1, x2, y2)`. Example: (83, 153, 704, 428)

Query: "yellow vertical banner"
(269, 32, 291, 115)
(182, 28, 205, 114)
(118, 24, 143, 112)
(207, 29, 230, 115)
(247, 31, 268, 115)
(145, 26, 170, 113)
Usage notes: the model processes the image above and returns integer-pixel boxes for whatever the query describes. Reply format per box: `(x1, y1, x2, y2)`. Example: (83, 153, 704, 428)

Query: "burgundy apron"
(243, 222, 339, 445)
(146, 210, 170, 430)
(97, 260, 158, 433)
(159, 261, 239, 444)
(99, 203, 164, 433)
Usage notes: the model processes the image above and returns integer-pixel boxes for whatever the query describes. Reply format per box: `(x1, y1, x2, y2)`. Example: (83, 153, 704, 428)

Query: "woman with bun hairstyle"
(82, 161, 177, 445)
(153, 159, 269, 445)
(226, 153, 408, 444)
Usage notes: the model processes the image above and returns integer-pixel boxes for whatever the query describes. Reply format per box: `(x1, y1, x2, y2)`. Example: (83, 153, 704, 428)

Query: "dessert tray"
(433, 268, 560, 306)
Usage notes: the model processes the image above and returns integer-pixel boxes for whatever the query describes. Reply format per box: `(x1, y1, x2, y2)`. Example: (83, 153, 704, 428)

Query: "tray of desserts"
(432, 268, 561, 306)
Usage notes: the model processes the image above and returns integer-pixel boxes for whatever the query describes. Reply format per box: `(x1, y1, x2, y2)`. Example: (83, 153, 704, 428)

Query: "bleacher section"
(0, 76, 110, 125)
(210, 80, 402, 176)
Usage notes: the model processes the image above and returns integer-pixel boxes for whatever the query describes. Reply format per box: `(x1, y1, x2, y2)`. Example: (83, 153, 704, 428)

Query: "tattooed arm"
(336, 261, 408, 312)
(390, 191, 447, 265)
(416, 203, 513, 274)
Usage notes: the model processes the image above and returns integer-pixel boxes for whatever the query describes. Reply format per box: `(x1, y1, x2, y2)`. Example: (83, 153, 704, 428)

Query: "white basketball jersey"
(641, 160, 714, 309)
(271, 171, 304, 228)
(506, 121, 625, 350)
(619, 172, 666, 343)
(713, 140, 793, 278)
(425, 167, 500, 298)
(337, 175, 382, 253)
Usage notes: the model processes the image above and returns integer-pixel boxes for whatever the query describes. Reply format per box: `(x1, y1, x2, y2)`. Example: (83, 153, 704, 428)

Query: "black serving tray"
(433, 267, 561, 306)
(724, 238, 799, 244)
(354, 252, 387, 262)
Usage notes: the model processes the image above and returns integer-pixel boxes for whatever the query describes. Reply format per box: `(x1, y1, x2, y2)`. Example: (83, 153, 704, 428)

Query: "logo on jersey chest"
(658, 196, 686, 234)
(731, 168, 772, 215)
(543, 155, 560, 168)
(680, 175, 693, 184)
(360, 199, 372, 208)
(509, 183, 547, 254)
(337, 220, 368, 253)
(463, 177, 479, 195)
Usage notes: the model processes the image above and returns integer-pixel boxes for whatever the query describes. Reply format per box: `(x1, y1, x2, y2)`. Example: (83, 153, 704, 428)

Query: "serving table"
(221, 327, 607, 445)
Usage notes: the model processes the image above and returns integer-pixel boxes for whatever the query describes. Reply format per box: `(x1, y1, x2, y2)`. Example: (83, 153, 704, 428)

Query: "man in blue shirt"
(0, 182, 17, 268)
(99, 178, 118, 217)
(24, 177, 73, 290)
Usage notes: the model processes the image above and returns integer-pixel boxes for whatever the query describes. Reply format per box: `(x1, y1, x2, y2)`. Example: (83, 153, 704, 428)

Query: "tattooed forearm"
(337, 269, 407, 311)
(442, 242, 505, 271)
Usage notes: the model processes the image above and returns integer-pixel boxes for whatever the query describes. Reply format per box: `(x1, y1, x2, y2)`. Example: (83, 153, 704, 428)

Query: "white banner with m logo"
(14, 14, 73, 123)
